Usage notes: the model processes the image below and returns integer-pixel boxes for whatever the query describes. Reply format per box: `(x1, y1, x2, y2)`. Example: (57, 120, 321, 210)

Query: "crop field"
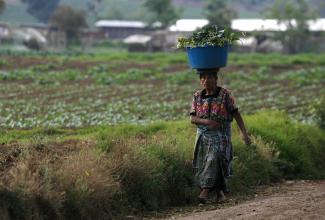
(0, 52, 324, 128)
(0, 51, 324, 219)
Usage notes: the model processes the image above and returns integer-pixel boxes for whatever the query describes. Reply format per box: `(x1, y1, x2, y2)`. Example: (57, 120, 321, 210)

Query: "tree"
(143, 0, 180, 29)
(0, 0, 5, 13)
(204, 0, 237, 29)
(105, 6, 125, 20)
(265, 0, 317, 53)
(86, 0, 102, 20)
(50, 5, 88, 46)
(22, 0, 61, 23)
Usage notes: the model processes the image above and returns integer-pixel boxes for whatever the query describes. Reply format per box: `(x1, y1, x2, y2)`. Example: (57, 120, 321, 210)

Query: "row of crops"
(0, 52, 324, 128)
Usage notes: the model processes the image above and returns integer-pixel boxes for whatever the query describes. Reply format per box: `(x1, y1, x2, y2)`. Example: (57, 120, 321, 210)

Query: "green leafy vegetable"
(177, 25, 245, 48)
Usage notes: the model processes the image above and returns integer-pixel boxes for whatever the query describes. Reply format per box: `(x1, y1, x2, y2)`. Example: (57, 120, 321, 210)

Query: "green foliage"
(143, 0, 180, 28)
(0, 190, 26, 219)
(177, 25, 244, 48)
(0, 0, 5, 14)
(265, 0, 317, 54)
(50, 5, 88, 46)
(204, 0, 237, 28)
(1, 112, 325, 218)
(85, 0, 102, 20)
(313, 96, 325, 129)
(23, 38, 42, 51)
(274, 67, 325, 86)
(93, 39, 127, 49)
(230, 140, 278, 192)
(22, 0, 60, 23)
(166, 70, 196, 85)
(245, 111, 325, 178)
(0, 52, 325, 128)
(0, 59, 7, 67)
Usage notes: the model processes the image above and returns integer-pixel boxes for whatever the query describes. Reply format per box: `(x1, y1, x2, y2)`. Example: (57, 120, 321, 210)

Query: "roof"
(168, 18, 325, 32)
(308, 18, 325, 31)
(169, 19, 208, 32)
(232, 18, 325, 32)
(12, 28, 47, 44)
(19, 23, 49, 29)
(95, 20, 147, 28)
(123, 34, 152, 44)
(94, 19, 325, 32)
(232, 19, 287, 31)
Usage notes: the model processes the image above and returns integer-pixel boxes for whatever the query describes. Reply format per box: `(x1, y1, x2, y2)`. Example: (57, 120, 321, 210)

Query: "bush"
(1, 111, 325, 218)
(314, 96, 325, 129)
(93, 39, 127, 49)
(245, 111, 325, 178)
(23, 38, 42, 51)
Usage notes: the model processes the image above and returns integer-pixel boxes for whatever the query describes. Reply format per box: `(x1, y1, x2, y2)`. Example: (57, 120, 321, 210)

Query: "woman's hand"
(190, 116, 220, 130)
(233, 111, 251, 145)
(206, 120, 220, 130)
(243, 134, 251, 146)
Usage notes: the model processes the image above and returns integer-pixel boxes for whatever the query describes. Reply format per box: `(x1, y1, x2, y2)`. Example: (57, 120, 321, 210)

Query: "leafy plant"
(314, 96, 325, 129)
(177, 25, 244, 48)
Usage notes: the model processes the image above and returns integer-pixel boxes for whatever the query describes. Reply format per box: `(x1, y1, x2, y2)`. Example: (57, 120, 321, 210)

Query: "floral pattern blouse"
(190, 87, 238, 124)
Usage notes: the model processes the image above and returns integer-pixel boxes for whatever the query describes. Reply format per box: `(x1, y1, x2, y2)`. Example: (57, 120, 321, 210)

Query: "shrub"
(1, 111, 325, 218)
(23, 38, 42, 51)
(314, 96, 325, 129)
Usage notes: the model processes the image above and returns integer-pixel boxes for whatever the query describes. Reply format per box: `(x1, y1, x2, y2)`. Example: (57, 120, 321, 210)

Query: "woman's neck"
(205, 86, 217, 95)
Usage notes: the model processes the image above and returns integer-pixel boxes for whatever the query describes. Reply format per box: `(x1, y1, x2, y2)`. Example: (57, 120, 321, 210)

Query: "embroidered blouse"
(190, 87, 238, 124)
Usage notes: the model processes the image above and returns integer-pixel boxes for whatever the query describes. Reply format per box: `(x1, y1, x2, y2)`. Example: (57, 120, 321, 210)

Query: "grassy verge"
(0, 111, 324, 219)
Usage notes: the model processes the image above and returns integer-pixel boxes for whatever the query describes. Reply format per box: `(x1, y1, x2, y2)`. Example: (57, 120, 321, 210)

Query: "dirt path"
(164, 181, 325, 220)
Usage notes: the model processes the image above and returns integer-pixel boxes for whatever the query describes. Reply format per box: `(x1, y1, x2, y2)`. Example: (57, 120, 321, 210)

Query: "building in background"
(95, 20, 155, 40)
(0, 23, 11, 44)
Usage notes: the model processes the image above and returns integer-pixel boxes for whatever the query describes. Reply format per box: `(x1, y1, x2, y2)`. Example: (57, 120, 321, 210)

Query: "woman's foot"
(215, 190, 227, 203)
(198, 188, 209, 204)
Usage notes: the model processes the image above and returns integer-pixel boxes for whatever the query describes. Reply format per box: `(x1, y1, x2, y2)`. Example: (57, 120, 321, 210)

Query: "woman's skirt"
(192, 132, 231, 192)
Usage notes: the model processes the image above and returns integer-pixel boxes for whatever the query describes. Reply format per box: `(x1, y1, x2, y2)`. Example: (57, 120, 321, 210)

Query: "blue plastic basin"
(186, 45, 229, 69)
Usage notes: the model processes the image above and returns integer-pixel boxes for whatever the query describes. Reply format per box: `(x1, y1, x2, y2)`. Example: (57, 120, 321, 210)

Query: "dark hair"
(197, 68, 219, 79)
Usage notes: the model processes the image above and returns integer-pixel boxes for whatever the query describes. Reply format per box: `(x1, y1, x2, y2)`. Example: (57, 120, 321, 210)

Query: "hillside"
(0, 0, 324, 25)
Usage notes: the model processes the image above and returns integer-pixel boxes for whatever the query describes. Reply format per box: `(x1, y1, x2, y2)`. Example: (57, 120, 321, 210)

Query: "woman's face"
(200, 74, 217, 90)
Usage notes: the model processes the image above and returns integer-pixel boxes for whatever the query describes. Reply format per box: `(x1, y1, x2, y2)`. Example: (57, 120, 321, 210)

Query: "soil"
(160, 180, 325, 220)
(0, 55, 158, 72)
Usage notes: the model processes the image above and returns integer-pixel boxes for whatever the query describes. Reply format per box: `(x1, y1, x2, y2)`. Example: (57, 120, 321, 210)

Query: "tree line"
(0, 0, 322, 53)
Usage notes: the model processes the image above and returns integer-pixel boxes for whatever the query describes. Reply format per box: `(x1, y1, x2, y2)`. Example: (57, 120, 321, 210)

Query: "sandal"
(198, 195, 208, 204)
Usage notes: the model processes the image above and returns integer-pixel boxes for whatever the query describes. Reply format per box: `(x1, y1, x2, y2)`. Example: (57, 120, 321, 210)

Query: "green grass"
(2, 49, 325, 66)
(0, 111, 324, 218)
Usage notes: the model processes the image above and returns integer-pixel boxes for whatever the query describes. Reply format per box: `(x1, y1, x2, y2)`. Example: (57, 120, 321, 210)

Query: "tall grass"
(0, 111, 324, 219)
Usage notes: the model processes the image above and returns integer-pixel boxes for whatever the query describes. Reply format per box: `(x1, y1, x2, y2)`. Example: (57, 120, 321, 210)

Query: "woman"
(190, 68, 250, 203)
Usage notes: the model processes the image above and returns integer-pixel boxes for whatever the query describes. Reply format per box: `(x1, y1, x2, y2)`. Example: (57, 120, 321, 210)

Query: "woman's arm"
(233, 111, 251, 145)
(190, 115, 220, 130)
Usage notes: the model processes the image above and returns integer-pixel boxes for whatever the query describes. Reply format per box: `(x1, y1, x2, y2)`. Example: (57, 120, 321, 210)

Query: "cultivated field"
(0, 51, 324, 219)
(0, 52, 324, 128)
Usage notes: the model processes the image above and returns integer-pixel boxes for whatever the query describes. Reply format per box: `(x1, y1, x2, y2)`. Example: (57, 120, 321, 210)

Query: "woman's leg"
(199, 188, 209, 198)
(216, 190, 226, 203)
(198, 188, 210, 203)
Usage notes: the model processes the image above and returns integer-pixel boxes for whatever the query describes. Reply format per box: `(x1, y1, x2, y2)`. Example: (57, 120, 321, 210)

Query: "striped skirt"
(192, 132, 232, 192)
